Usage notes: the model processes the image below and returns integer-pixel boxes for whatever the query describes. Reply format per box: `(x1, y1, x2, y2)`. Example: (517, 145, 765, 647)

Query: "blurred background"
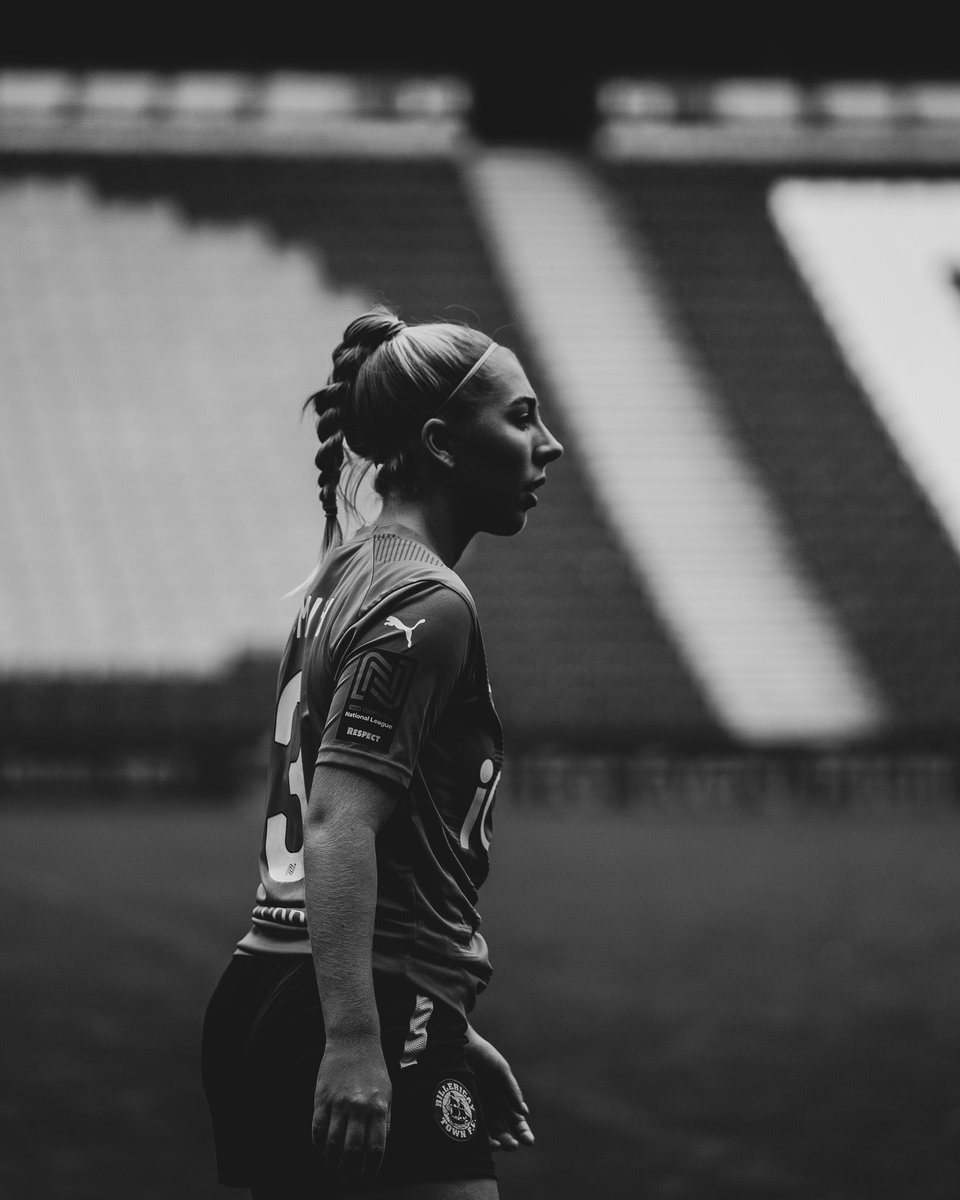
(3, 14, 960, 1200)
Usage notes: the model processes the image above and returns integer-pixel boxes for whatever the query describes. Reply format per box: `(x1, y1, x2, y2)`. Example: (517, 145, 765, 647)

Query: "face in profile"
(448, 348, 563, 537)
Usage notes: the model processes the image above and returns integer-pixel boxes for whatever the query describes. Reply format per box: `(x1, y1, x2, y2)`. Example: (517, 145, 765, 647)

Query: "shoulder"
(375, 578, 477, 666)
(363, 528, 479, 626)
(324, 531, 479, 670)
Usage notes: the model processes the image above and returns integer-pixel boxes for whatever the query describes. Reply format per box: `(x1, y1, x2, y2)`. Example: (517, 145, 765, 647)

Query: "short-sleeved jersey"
(236, 523, 503, 1014)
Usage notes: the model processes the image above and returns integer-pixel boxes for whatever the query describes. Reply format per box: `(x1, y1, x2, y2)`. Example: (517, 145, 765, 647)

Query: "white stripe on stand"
(463, 151, 883, 741)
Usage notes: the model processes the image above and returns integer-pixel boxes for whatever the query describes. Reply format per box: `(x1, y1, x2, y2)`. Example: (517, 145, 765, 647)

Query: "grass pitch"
(2, 793, 959, 1199)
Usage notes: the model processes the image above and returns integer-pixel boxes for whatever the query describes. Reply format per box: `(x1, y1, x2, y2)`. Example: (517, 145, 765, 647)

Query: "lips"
(521, 477, 545, 509)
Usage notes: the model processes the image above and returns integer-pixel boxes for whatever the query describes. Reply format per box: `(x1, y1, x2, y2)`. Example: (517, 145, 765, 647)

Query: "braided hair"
(289, 306, 496, 595)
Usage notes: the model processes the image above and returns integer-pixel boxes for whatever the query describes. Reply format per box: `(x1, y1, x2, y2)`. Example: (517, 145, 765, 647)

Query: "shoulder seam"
(377, 576, 477, 624)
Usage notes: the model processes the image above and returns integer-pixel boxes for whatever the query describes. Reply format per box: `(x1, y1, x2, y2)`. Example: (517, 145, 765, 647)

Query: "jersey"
(236, 522, 504, 1015)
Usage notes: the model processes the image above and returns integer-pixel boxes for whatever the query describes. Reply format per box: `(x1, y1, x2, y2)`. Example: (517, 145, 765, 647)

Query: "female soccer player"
(201, 307, 563, 1198)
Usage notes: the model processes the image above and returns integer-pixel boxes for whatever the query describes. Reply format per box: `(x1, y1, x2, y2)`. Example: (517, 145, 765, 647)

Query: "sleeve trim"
(315, 745, 413, 789)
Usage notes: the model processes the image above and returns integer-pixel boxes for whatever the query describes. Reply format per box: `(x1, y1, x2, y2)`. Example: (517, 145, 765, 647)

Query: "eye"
(511, 404, 534, 428)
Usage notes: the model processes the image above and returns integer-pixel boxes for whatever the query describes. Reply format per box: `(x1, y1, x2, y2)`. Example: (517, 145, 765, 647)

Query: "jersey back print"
(237, 524, 504, 1014)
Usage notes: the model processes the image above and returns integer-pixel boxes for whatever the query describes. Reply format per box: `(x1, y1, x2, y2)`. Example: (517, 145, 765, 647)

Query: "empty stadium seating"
(2, 75, 960, 791)
(604, 164, 960, 730)
(0, 149, 720, 780)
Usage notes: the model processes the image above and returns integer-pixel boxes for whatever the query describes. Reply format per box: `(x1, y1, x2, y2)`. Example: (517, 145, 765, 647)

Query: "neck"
(376, 493, 473, 567)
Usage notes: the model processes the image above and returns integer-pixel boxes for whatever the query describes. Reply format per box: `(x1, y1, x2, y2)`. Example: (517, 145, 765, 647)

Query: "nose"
(536, 422, 563, 464)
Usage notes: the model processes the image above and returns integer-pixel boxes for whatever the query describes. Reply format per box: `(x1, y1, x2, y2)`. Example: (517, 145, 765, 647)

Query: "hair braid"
(286, 308, 406, 595)
(311, 379, 346, 519)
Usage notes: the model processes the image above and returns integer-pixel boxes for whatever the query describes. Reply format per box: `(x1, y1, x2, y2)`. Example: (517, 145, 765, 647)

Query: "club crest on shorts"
(433, 1078, 477, 1141)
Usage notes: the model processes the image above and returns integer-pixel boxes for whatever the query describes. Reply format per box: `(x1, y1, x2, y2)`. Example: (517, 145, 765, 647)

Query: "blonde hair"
(288, 306, 496, 596)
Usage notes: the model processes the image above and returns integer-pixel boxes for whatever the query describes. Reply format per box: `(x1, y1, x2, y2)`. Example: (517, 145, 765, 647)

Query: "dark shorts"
(201, 953, 496, 1192)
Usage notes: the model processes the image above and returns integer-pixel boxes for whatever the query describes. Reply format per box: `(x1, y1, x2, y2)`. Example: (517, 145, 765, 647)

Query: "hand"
(465, 1026, 534, 1152)
(312, 1035, 392, 1184)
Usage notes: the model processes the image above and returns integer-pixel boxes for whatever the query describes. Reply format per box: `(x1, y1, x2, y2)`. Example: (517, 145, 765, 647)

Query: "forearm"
(303, 767, 397, 1182)
(303, 799, 380, 1040)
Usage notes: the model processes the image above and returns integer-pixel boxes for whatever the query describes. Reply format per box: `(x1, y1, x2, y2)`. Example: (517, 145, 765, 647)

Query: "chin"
(485, 511, 528, 537)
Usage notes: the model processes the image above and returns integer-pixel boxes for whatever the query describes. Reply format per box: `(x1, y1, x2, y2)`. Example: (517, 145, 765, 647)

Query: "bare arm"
(304, 763, 398, 1185)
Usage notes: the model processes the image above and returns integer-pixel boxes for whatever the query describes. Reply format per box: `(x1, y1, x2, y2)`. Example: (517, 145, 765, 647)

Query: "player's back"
(239, 520, 494, 969)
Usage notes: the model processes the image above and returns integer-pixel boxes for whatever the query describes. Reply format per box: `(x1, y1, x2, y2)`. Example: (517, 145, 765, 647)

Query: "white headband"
(439, 342, 500, 410)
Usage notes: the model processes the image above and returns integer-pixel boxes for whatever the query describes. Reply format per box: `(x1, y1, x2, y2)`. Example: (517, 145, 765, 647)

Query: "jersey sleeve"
(314, 581, 476, 787)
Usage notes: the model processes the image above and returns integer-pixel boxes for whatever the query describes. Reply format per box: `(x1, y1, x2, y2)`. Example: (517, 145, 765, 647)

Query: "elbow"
(306, 765, 400, 839)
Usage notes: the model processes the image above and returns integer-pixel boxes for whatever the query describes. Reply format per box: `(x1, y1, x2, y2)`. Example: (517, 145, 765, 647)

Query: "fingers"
(486, 1089, 534, 1152)
(476, 1054, 534, 1152)
(311, 1100, 330, 1155)
(320, 1105, 346, 1170)
(492, 1126, 534, 1150)
(360, 1107, 389, 1182)
(315, 1098, 390, 1183)
(340, 1108, 367, 1175)
(508, 1107, 535, 1148)
(509, 1090, 534, 1146)
(500, 1063, 527, 1115)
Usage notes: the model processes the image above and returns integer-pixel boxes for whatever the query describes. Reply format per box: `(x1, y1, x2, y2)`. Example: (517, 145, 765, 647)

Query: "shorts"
(201, 953, 496, 1193)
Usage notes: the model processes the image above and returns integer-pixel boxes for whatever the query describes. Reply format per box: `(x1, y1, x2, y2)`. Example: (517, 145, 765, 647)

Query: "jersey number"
(265, 671, 307, 882)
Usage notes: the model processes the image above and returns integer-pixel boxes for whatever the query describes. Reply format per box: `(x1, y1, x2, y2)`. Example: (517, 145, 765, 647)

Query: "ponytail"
(285, 308, 406, 597)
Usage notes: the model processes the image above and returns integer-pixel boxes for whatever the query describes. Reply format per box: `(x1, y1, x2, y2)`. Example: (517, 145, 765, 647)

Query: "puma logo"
(384, 615, 425, 649)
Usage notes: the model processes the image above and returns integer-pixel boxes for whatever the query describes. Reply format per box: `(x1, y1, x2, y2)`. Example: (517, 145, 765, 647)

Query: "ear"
(421, 417, 456, 470)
